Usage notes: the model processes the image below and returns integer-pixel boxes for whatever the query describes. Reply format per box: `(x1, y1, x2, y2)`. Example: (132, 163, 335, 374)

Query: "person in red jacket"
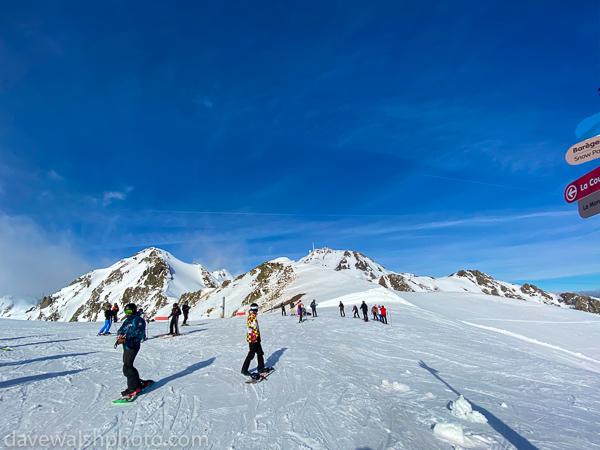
(380, 305, 388, 324)
(241, 303, 273, 378)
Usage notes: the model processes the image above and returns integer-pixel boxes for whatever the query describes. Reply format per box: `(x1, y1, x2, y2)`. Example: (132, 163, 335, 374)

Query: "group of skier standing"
(339, 301, 388, 324)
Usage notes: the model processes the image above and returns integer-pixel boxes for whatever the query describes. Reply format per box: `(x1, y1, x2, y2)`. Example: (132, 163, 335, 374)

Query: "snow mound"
(381, 379, 410, 392)
(432, 422, 481, 448)
(449, 395, 488, 423)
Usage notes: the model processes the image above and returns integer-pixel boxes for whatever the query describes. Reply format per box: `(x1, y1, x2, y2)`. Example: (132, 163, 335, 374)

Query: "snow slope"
(0, 291, 597, 449)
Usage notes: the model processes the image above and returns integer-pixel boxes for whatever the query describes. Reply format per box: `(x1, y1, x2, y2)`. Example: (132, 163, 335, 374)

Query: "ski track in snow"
(0, 293, 598, 450)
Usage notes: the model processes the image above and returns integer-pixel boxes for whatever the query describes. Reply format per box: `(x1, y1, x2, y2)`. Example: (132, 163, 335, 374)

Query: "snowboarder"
(360, 301, 368, 321)
(298, 302, 304, 323)
(98, 305, 113, 335)
(380, 305, 388, 324)
(352, 305, 359, 318)
(281, 303, 286, 316)
(169, 303, 182, 335)
(310, 299, 317, 318)
(112, 303, 120, 323)
(371, 305, 379, 321)
(339, 301, 345, 317)
(182, 301, 190, 326)
(241, 303, 272, 377)
(116, 303, 150, 398)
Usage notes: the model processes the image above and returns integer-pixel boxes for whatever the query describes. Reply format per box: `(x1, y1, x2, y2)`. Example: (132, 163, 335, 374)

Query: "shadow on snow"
(0, 369, 88, 390)
(153, 358, 216, 390)
(0, 352, 99, 367)
(419, 360, 539, 450)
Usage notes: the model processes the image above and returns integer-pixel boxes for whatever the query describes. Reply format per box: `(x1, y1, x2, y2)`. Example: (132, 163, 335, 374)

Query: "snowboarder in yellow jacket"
(241, 303, 273, 377)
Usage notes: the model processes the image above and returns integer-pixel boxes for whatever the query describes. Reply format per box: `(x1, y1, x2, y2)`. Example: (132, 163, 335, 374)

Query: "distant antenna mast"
(312, 242, 315, 252)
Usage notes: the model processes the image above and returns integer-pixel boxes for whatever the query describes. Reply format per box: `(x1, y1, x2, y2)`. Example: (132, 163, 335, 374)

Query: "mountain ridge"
(1, 247, 597, 321)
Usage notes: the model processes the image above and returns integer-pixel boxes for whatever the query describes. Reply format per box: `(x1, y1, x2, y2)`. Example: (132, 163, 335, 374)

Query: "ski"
(112, 380, 155, 404)
(245, 368, 275, 384)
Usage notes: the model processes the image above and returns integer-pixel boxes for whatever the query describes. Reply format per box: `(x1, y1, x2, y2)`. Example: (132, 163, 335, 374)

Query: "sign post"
(578, 190, 600, 219)
(565, 136, 600, 165)
(564, 166, 600, 204)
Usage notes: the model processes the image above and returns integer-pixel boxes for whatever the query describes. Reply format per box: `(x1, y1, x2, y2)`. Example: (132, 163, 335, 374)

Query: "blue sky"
(0, 1, 598, 297)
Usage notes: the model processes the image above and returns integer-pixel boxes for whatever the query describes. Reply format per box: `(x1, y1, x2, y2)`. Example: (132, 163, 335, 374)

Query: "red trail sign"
(564, 166, 600, 204)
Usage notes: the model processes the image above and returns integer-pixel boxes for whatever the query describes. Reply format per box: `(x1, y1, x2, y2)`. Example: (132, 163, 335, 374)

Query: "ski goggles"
(124, 309, 133, 314)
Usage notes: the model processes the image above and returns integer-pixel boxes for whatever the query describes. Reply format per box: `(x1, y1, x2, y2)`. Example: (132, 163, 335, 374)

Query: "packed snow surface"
(0, 292, 598, 449)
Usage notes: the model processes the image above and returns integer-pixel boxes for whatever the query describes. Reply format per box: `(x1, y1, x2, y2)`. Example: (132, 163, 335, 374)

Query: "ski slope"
(0, 292, 598, 449)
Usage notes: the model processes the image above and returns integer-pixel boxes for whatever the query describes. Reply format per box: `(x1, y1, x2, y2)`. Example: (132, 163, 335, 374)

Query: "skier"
(339, 301, 345, 317)
(360, 301, 369, 321)
(352, 305, 359, 318)
(169, 303, 182, 335)
(290, 302, 296, 316)
(181, 301, 190, 326)
(116, 303, 151, 398)
(371, 305, 379, 321)
(310, 299, 317, 318)
(112, 303, 120, 323)
(241, 303, 273, 378)
(98, 304, 113, 335)
(380, 305, 388, 324)
(281, 303, 286, 316)
(298, 302, 304, 323)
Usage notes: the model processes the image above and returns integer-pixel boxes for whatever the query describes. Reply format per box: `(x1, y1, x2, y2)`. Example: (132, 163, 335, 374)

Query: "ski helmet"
(124, 303, 137, 314)
(249, 303, 259, 312)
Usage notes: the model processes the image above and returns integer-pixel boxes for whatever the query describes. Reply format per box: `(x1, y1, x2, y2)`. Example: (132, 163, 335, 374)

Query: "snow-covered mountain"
(2, 248, 232, 322)
(2, 247, 597, 322)
(191, 247, 599, 319)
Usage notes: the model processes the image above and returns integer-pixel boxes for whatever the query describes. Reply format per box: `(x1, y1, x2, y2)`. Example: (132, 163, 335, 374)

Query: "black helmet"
(124, 303, 137, 314)
(173, 303, 178, 307)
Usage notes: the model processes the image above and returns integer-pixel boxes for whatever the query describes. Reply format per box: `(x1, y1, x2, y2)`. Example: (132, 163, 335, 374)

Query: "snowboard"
(245, 368, 275, 384)
(112, 380, 155, 404)
(1, 347, 11, 351)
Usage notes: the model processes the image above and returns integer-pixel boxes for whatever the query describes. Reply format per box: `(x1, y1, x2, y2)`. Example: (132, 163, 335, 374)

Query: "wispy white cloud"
(0, 213, 91, 297)
(102, 186, 134, 206)
(46, 170, 64, 181)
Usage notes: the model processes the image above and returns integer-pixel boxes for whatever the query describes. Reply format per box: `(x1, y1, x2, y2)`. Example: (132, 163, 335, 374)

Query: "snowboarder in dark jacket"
(116, 303, 150, 398)
(169, 303, 182, 335)
(98, 305, 113, 335)
(241, 303, 273, 378)
(360, 301, 369, 321)
(281, 303, 286, 316)
(353, 305, 359, 318)
(339, 301, 345, 317)
(310, 299, 317, 317)
(181, 301, 190, 326)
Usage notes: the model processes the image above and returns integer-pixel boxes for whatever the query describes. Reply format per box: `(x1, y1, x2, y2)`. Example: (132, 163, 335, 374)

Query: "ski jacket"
(360, 303, 368, 313)
(117, 313, 146, 350)
(371, 306, 378, 314)
(310, 300, 316, 308)
(169, 306, 182, 318)
(380, 307, 387, 315)
(352, 305, 358, 311)
(246, 312, 260, 343)
(339, 302, 344, 309)
(104, 309, 112, 320)
(182, 304, 190, 314)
